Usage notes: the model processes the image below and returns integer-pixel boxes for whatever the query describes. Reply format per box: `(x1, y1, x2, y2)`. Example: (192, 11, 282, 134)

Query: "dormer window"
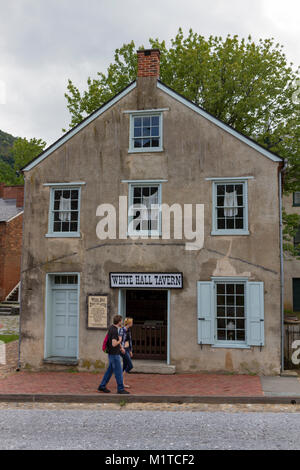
(128, 111, 163, 152)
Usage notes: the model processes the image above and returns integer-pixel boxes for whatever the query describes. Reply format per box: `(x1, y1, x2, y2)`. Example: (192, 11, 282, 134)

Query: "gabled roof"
(0, 198, 23, 222)
(22, 78, 282, 172)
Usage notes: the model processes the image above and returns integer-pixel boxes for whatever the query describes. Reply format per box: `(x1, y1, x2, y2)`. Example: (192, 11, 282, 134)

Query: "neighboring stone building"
(283, 192, 300, 313)
(20, 49, 285, 374)
(0, 183, 23, 302)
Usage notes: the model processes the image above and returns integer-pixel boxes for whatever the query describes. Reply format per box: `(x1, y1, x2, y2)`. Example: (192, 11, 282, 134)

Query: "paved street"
(0, 408, 300, 450)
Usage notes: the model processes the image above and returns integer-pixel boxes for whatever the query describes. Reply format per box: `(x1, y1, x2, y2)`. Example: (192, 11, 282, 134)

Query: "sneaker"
(98, 387, 111, 393)
(118, 389, 130, 394)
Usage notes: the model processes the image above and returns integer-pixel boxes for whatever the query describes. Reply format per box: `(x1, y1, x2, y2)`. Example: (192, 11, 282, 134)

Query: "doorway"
(45, 274, 79, 359)
(293, 278, 300, 312)
(125, 290, 168, 360)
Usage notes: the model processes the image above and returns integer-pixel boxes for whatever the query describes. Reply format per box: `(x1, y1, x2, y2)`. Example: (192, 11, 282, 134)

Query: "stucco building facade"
(20, 50, 284, 374)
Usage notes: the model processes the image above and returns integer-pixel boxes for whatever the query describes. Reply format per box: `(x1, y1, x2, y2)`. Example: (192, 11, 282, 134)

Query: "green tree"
(0, 137, 46, 185)
(64, 29, 300, 253)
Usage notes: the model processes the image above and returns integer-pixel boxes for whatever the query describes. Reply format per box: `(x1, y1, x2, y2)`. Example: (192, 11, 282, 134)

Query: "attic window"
(129, 112, 163, 153)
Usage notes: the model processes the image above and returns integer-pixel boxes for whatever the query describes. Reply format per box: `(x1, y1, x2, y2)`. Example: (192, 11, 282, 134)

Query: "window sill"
(128, 148, 164, 154)
(45, 233, 81, 238)
(211, 343, 250, 349)
(211, 230, 250, 236)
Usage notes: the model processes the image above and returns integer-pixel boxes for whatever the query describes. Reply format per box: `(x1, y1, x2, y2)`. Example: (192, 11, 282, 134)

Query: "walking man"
(98, 315, 130, 394)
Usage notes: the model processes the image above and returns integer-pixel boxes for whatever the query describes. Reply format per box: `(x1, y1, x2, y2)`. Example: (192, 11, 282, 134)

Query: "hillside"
(0, 129, 16, 167)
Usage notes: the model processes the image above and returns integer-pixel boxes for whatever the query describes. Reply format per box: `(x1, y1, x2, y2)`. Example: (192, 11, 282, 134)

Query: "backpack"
(102, 332, 109, 354)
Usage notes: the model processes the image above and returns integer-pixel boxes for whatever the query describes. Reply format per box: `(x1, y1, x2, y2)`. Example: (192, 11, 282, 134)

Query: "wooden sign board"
(87, 294, 108, 329)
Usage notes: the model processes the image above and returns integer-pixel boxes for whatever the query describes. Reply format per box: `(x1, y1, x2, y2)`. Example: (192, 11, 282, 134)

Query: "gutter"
(279, 158, 288, 373)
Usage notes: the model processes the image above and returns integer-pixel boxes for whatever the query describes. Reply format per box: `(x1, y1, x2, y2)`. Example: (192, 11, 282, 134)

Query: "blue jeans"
(122, 348, 133, 373)
(99, 354, 124, 392)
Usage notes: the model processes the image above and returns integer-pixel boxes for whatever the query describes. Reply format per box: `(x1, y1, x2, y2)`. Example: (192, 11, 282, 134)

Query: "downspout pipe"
(279, 158, 288, 373)
(16, 172, 26, 371)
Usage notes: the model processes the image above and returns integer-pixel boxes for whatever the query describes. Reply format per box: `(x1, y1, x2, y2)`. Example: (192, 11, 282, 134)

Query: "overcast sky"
(0, 0, 299, 145)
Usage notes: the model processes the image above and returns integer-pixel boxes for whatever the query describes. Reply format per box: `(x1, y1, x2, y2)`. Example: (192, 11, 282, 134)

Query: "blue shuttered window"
(197, 280, 265, 348)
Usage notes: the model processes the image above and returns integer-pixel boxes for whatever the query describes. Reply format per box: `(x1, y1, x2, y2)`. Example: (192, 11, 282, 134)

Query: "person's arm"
(120, 327, 126, 348)
(111, 327, 122, 347)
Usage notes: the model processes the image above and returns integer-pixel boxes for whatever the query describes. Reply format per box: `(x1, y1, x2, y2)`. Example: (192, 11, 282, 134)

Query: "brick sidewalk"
(0, 370, 263, 396)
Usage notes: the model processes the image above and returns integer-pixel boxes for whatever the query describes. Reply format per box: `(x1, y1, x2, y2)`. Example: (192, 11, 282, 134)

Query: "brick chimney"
(137, 49, 160, 78)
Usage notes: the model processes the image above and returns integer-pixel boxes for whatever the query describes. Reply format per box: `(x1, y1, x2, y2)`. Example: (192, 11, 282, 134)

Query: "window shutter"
(197, 281, 214, 345)
(247, 282, 264, 346)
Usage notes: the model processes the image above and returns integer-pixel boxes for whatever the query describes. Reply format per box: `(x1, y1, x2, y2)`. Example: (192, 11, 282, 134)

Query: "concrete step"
(131, 360, 176, 375)
(0, 309, 13, 315)
(0, 303, 20, 315)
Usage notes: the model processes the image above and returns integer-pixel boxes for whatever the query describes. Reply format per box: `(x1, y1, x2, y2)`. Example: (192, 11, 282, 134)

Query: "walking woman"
(120, 317, 134, 388)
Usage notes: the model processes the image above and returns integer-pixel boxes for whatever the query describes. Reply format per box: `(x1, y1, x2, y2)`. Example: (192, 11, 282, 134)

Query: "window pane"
(152, 126, 159, 136)
(236, 284, 244, 294)
(70, 222, 78, 232)
(151, 139, 159, 147)
(151, 116, 159, 126)
(143, 139, 151, 147)
(217, 330, 226, 341)
(142, 117, 150, 127)
(134, 127, 141, 137)
(143, 126, 151, 137)
(226, 284, 234, 294)
(134, 117, 141, 127)
(217, 218, 225, 229)
(134, 139, 142, 148)
(217, 284, 225, 294)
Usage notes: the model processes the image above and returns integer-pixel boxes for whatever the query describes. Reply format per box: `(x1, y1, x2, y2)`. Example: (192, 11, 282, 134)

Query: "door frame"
(118, 288, 171, 365)
(44, 272, 80, 359)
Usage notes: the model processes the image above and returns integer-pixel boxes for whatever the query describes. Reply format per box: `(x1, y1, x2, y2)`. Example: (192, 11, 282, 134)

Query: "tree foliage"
(0, 137, 46, 185)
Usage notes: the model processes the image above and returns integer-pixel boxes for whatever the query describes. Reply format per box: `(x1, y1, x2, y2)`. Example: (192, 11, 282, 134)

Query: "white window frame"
(212, 277, 249, 349)
(128, 111, 163, 153)
(127, 182, 162, 237)
(45, 184, 82, 238)
(210, 178, 249, 235)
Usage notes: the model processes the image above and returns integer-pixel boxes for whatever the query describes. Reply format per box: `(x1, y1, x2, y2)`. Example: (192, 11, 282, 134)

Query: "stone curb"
(0, 394, 299, 404)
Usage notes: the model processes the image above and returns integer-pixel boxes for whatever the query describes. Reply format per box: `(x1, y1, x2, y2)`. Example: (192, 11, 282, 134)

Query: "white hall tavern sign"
(109, 273, 183, 289)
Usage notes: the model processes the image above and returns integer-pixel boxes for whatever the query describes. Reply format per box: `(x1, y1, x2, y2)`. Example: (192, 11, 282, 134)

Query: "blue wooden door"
(51, 288, 78, 357)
